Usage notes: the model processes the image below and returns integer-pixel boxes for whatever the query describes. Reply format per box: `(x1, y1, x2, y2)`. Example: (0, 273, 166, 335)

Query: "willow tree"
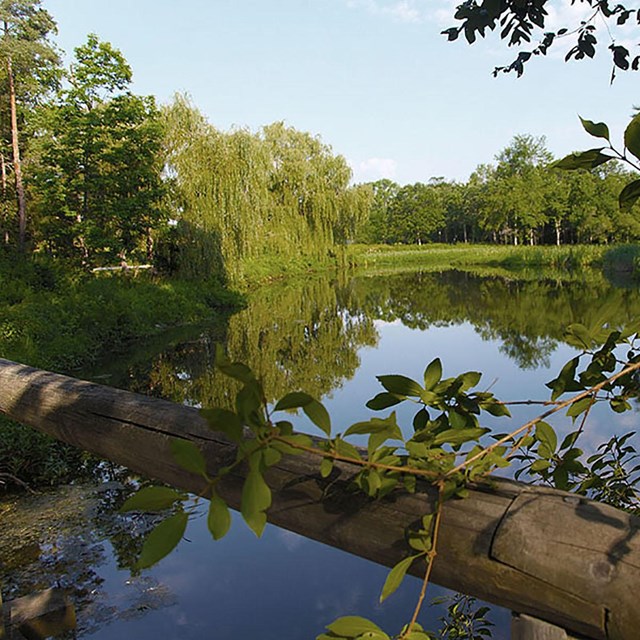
(163, 96, 369, 283)
(163, 95, 272, 282)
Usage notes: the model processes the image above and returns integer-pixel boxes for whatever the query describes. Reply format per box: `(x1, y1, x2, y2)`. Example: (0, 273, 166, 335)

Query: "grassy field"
(344, 243, 625, 271)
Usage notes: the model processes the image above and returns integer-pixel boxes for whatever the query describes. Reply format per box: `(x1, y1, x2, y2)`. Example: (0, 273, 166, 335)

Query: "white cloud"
(345, 0, 429, 24)
(352, 157, 398, 182)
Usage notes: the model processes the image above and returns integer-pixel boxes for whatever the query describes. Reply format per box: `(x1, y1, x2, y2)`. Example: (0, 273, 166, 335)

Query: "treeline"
(2, 2, 639, 290)
(359, 135, 637, 247)
(1, 1, 369, 284)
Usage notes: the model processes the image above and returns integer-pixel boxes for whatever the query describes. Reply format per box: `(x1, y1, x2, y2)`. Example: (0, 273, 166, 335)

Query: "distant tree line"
(2, 1, 639, 288)
(358, 134, 637, 247)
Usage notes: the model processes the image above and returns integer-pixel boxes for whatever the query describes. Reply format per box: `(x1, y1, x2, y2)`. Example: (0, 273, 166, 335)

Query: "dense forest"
(1, 1, 638, 291)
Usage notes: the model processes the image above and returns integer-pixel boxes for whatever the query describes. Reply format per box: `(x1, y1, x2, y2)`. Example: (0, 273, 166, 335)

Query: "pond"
(3, 265, 639, 639)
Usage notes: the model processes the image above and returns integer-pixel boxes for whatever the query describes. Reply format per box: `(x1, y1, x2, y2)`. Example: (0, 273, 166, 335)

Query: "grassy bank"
(3, 242, 639, 489)
(0, 256, 244, 489)
(345, 243, 620, 272)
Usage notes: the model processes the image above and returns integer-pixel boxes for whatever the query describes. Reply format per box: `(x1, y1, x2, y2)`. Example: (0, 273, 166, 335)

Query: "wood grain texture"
(1, 358, 638, 640)
(2, 588, 75, 639)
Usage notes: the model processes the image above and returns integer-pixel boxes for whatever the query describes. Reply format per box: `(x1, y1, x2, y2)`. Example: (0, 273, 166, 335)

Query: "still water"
(3, 266, 639, 639)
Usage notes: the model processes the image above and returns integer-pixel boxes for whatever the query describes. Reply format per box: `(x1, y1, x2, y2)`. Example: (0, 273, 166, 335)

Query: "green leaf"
(366, 392, 402, 411)
(610, 397, 632, 413)
(170, 438, 206, 475)
(380, 555, 416, 602)
(404, 631, 432, 640)
(214, 345, 255, 383)
(566, 396, 592, 420)
(208, 494, 231, 540)
(530, 459, 551, 472)
(449, 410, 467, 430)
(217, 362, 255, 383)
(200, 408, 243, 442)
(482, 401, 511, 417)
(579, 116, 610, 141)
(344, 414, 401, 438)
(235, 380, 263, 423)
(412, 408, 429, 431)
(564, 323, 593, 349)
(619, 179, 640, 213)
(320, 457, 333, 478)
(535, 421, 557, 453)
(456, 371, 481, 392)
(274, 391, 314, 411)
(120, 486, 183, 513)
(263, 446, 282, 467)
(550, 148, 613, 170)
(432, 427, 487, 446)
(624, 113, 640, 161)
(423, 358, 442, 390)
(333, 438, 363, 460)
(241, 468, 271, 537)
(272, 433, 313, 455)
(327, 616, 384, 636)
(303, 399, 332, 436)
(136, 512, 188, 569)
(376, 375, 423, 397)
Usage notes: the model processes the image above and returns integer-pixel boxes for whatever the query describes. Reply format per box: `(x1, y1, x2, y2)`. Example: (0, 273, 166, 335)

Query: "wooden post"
(512, 614, 582, 640)
(1, 589, 75, 639)
(0, 358, 638, 640)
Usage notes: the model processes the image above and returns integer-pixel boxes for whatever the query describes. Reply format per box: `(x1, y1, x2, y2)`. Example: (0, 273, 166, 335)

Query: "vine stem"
(271, 435, 440, 479)
(446, 359, 640, 478)
(401, 484, 444, 639)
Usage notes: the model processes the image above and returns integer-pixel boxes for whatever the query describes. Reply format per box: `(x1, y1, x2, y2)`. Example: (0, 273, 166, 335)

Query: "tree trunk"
(146, 226, 154, 263)
(1, 151, 7, 244)
(555, 220, 561, 246)
(7, 56, 27, 252)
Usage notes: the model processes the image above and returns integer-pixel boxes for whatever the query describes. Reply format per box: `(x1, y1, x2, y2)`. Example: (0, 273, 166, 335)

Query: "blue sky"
(45, 0, 638, 185)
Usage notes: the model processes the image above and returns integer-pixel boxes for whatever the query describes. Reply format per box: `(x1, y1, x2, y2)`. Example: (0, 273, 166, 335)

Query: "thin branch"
(446, 359, 640, 478)
(402, 484, 444, 638)
(271, 435, 440, 479)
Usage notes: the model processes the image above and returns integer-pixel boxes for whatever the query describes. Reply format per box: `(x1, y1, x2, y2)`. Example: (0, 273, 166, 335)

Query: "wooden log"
(511, 614, 575, 640)
(1, 358, 638, 640)
(1, 588, 75, 640)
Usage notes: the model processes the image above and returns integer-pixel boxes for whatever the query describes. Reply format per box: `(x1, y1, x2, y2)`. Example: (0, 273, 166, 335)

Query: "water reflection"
(0, 484, 177, 638)
(6, 266, 639, 639)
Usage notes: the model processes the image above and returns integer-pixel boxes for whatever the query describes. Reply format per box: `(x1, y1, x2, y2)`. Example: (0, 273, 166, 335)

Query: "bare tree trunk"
(1, 151, 7, 244)
(146, 226, 154, 263)
(7, 56, 27, 252)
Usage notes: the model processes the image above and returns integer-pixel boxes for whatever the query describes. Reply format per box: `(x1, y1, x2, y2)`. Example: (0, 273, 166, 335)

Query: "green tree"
(386, 182, 445, 245)
(358, 178, 399, 243)
(31, 34, 166, 266)
(163, 97, 369, 283)
(0, 0, 59, 250)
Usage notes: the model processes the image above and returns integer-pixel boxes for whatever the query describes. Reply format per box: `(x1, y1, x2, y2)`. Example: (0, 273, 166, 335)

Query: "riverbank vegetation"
(2, 0, 640, 495)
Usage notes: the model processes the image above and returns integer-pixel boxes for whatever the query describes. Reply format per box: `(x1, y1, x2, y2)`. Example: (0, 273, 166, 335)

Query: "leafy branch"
(120, 329, 640, 638)
(552, 111, 640, 213)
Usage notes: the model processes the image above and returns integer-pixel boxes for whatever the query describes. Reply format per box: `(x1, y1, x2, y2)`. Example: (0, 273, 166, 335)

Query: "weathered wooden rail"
(1, 358, 638, 640)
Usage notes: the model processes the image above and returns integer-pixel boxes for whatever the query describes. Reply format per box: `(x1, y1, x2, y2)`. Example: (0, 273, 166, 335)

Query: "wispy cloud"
(353, 157, 398, 182)
(345, 0, 428, 24)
